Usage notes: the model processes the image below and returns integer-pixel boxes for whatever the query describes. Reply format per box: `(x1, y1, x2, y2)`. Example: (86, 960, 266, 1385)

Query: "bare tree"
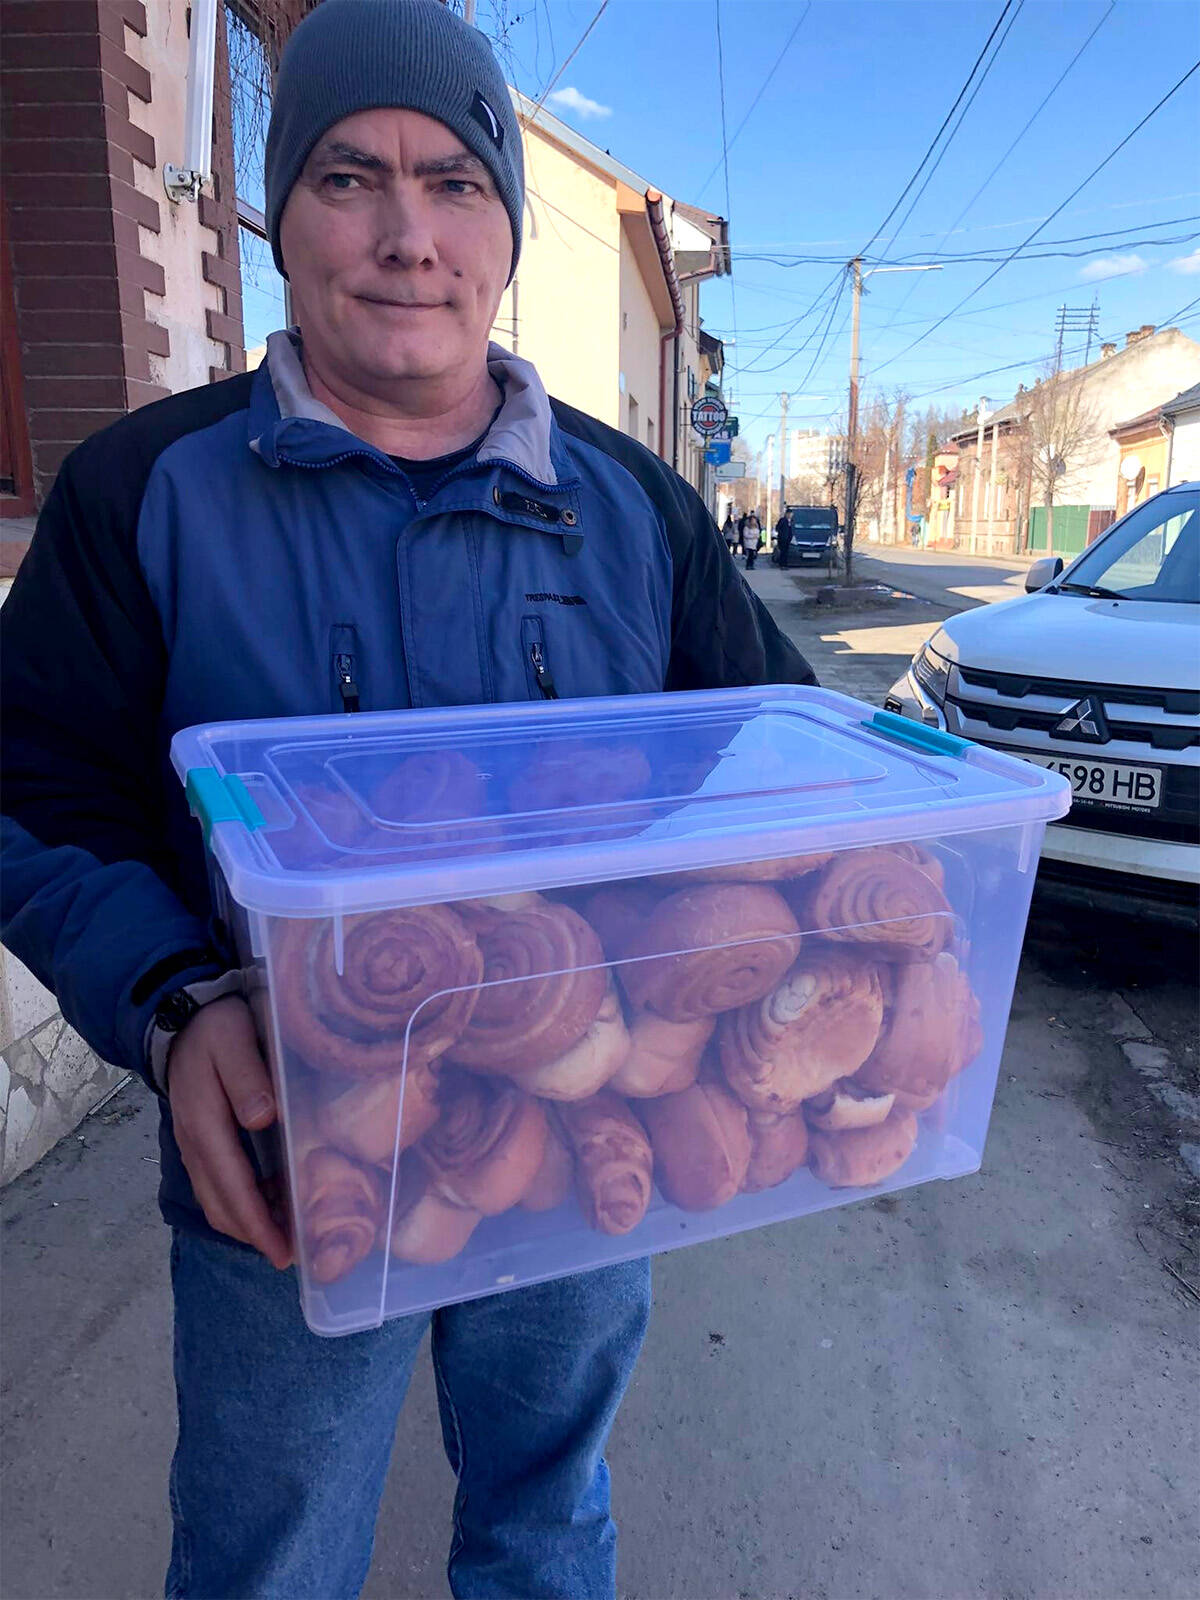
(1024, 366, 1099, 554)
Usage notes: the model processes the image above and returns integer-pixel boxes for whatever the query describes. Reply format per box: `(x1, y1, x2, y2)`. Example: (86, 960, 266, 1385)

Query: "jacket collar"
(249, 329, 571, 490)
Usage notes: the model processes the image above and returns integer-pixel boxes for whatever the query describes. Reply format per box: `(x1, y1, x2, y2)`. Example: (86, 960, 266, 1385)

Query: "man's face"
(279, 108, 513, 395)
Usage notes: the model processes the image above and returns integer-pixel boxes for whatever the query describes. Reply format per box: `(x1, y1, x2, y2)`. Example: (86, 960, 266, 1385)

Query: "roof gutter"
(646, 189, 686, 471)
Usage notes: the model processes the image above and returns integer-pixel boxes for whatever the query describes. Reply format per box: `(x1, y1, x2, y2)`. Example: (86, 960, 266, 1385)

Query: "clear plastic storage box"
(172, 687, 1070, 1336)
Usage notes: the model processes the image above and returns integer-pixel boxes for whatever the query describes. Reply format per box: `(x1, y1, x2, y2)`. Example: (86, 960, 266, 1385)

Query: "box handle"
(185, 769, 267, 841)
(862, 710, 971, 759)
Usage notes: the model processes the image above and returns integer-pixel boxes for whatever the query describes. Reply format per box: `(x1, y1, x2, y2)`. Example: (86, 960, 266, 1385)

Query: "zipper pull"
(335, 652, 360, 713)
(529, 641, 559, 699)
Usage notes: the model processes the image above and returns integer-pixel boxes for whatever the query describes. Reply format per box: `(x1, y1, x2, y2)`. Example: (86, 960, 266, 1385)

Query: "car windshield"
(1060, 489, 1199, 603)
(790, 510, 835, 530)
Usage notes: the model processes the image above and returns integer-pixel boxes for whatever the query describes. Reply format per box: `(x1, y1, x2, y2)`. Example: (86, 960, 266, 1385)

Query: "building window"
(228, 7, 288, 363)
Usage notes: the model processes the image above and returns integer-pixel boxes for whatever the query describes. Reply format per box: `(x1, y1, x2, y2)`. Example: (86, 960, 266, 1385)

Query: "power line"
(695, 2, 811, 200)
(730, 217, 1200, 266)
(736, 270, 844, 374)
(713, 0, 739, 403)
(874, 0, 1026, 267)
(856, 0, 1020, 260)
(871, 57, 1200, 379)
(518, 0, 610, 129)
(879, 0, 1117, 330)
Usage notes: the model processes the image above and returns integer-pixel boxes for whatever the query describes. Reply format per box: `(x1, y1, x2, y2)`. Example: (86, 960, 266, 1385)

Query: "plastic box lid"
(170, 686, 1071, 917)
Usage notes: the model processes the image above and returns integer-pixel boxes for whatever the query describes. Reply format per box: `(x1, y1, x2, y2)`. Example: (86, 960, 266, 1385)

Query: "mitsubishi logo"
(1055, 695, 1108, 742)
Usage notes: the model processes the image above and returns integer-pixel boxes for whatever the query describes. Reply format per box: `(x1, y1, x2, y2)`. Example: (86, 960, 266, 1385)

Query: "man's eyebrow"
(412, 153, 491, 181)
(310, 140, 391, 172)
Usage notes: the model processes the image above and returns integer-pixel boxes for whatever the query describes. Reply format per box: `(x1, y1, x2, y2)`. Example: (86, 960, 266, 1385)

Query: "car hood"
(933, 592, 1200, 690)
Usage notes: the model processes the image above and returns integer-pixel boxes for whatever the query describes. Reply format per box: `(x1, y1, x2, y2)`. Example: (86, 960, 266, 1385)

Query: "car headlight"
(912, 641, 951, 705)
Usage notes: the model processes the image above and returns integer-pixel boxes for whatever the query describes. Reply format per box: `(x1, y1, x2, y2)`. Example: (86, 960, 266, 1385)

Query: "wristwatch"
(146, 970, 248, 1094)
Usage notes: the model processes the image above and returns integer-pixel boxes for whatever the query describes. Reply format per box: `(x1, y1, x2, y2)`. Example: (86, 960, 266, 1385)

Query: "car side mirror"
(1025, 555, 1064, 593)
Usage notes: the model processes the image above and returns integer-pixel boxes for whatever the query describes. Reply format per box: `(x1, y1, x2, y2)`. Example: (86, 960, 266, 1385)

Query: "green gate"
(1026, 504, 1091, 556)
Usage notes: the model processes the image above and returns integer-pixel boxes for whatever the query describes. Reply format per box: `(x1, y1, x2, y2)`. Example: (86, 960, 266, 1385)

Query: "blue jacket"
(1, 334, 816, 1233)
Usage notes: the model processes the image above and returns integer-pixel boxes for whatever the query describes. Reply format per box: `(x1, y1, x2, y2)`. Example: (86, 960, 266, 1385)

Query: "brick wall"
(0, 0, 173, 500)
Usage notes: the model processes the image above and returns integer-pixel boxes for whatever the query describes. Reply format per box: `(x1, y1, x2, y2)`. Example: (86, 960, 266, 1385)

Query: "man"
(774, 506, 794, 569)
(1, 3, 815, 1596)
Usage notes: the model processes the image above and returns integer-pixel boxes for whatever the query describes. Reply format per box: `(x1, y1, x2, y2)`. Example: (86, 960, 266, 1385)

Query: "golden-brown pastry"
(660, 852, 833, 887)
(371, 750, 488, 822)
(558, 1092, 654, 1235)
(880, 841, 945, 891)
(743, 1109, 810, 1192)
(384, 1156, 482, 1264)
(290, 1114, 385, 1284)
(419, 1071, 548, 1215)
(619, 883, 800, 1021)
(855, 952, 980, 1109)
(609, 1012, 713, 1098)
(512, 979, 630, 1100)
(803, 1079, 895, 1131)
(639, 1081, 751, 1210)
(719, 948, 884, 1114)
(315, 1060, 441, 1166)
(448, 900, 608, 1072)
(274, 904, 483, 1076)
(506, 740, 653, 813)
(520, 1120, 575, 1212)
(580, 881, 665, 962)
(791, 848, 952, 961)
(808, 1108, 918, 1188)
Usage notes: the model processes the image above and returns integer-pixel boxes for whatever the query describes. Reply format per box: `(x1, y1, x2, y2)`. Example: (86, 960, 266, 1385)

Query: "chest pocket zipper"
(521, 616, 559, 700)
(331, 624, 362, 713)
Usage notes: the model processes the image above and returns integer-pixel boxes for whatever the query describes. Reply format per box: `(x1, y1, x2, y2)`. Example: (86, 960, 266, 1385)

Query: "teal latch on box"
(185, 769, 266, 840)
(862, 709, 971, 758)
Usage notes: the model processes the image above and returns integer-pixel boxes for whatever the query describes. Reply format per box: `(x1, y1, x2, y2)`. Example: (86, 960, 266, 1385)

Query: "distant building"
(949, 324, 1200, 554)
(787, 428, 838, 490)
(1162, 381, 1200, 487)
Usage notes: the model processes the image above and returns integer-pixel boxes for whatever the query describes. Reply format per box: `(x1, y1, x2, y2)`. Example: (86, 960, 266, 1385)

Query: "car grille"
(947, 666, 1200, 752)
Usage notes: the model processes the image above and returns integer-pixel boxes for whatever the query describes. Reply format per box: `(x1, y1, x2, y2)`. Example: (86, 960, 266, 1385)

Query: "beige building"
(493, 91, 729, 501)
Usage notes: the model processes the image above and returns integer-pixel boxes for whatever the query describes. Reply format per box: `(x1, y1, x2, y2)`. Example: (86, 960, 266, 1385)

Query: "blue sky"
(483, 0, 1200, 454)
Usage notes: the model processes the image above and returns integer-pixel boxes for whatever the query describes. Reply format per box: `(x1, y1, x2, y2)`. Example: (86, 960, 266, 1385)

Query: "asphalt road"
(2, 550, 1197, 1600)
(853, 543, 1036, 610)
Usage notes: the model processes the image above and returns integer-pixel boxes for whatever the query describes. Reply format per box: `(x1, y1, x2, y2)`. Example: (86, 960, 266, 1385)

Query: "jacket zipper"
(334, 651, 360, 713)
(521, 616, 559, 700)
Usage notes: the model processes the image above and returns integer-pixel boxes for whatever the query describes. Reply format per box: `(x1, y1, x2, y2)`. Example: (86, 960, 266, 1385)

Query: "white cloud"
(1078, 253, 1148, 282)
(1167, 248, 1200, 275)
(547, 85, 612, 120)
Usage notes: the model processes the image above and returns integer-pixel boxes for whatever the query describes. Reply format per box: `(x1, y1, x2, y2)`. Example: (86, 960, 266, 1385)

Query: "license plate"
(1019, 751, 1162, 810)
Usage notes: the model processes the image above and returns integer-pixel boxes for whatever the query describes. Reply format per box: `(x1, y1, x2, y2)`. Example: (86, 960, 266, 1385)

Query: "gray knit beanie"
(265, 0, 524, 280)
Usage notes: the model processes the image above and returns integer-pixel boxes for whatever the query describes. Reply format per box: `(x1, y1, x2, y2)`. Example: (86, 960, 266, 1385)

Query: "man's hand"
(167, 996, 293, 1270)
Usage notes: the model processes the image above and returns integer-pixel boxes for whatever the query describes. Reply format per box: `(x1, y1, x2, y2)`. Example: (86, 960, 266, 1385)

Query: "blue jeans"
(166, 1230, 650, 1600)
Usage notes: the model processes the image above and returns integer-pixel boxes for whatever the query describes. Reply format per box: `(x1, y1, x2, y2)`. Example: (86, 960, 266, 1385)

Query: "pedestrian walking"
(742, 508, 763, 569)
(0, 4, 817, 1596)
(774, 508, 794, 570)
(721, 510, 737, 554)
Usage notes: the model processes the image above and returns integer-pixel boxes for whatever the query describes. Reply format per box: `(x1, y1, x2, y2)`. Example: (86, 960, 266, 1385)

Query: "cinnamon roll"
(512, 978, 630, 1101)
(803, 1080, 895, 1131)
(792, 849, 952, 961)
(290, 1115, 385, 1285)
(419, 1070, 548, 1215)
(448, 900, 608, 1073)
(274, 904, 482, 1077)
(719, 948, 884, 1114)
(315, 1060, 441, 1166)
(385, 1156, 482, 1264)
(520, 1120, 575, 1212)
(855, 952, 981, 1108)
(619, 883, 800, 1021)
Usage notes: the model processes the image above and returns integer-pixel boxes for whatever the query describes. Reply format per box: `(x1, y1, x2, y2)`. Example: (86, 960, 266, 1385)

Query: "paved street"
(853, 543, 1037, 611)
(3, 554, 1198, 1600)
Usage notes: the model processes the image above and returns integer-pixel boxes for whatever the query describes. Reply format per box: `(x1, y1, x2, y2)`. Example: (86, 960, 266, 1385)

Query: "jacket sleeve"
(1, 445, 225, 1086)
(665, 483, 818, 692)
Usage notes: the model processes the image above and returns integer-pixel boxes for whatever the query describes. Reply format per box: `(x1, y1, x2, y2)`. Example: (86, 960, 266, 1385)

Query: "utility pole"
(843, 258, 941, 581)
(845, 258, 863, 581)
(970, 397, 989, 554)
(463, 0, 477, 22)
(764, 433, 774, 526)
(776, 391, 789, 535)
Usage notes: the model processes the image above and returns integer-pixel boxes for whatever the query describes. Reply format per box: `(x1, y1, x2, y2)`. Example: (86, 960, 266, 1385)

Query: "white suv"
(885, 482, 1199, 891)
